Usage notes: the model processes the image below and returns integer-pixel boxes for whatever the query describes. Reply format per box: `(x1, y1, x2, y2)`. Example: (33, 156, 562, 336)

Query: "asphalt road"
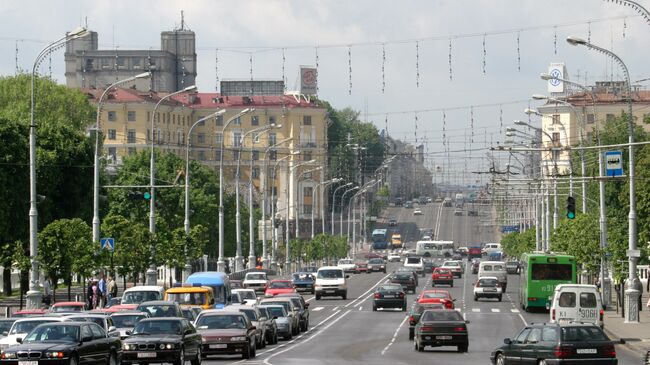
(203, 203, 642, 364)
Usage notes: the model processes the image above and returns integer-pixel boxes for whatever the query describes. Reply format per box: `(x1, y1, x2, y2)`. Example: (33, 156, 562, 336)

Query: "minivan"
(482, 243, 501, 256)
(549, 284, 603, 328)
(477, 261, 507, 291)
(314, 266, 348, 300)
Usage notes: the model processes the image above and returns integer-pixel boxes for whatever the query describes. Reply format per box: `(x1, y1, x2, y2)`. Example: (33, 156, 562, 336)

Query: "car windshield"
(293, 273, 314, 281)
(132, 320, 182, 335)
(23, 325, 79, 343)
(317, 270, 343, 279)
(137, 305, 177, 318)
(493, 265, 504, 271)
(394, 273, 412, 280)
(422, 292, 448, 299)
(379, 285, 401, 292)
(506, 262, 518, 267)
(0, 320, 15, 333)
(11, 320, 57, 335)
(68, 317, 104, 328)
(479, 279, 498, 287)
(416, 304, 444, 313)
(240, 309, 258, 321)
(443, 262, 459, 267)
(369, 259, 383, 264)
(561, 326, 608, 341)
(51, 305, 83, 312)
(264, 306, 287, 318)
(262, 301, 291, 313)
(166, 292, 206, 305)
(421, 310, 464, 322)
(234, 290, 257, 300)
(435, 269, 450, 274)
(112, 314, 146, 328)
(406, 258, 421, 264)
(196, 315, 246, 330)
(246, 273, 267, 281)
(270, 281, 292, 289)
(122, 291, 161, 304)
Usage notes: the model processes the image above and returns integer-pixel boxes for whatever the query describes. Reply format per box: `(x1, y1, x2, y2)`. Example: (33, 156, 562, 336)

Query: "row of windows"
(550, 112, 650, 125)
(105, 111, 315, 127)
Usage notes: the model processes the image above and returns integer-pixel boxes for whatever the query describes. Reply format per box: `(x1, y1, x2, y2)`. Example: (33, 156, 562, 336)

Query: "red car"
(431, 268, 454, 287)
(12, 309, 47, 317)
(49, 301, 86, 313)
(264, 279, 297, 297)
(355, 262, 369, 274)
(417, 290, 455, 309)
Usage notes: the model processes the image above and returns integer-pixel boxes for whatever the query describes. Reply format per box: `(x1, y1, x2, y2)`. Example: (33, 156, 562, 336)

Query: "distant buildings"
(384, 136, 433, 200)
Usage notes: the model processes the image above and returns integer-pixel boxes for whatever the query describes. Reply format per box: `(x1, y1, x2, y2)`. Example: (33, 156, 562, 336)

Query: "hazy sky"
(2, 0, 647, 182)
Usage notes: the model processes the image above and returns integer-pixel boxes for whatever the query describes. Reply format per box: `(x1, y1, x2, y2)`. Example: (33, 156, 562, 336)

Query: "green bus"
(519, 252, 577, 311)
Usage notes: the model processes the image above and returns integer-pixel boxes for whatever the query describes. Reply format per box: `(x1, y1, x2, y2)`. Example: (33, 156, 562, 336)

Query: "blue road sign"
(100, 237, 115, 251)
(605, 151, 623, 177)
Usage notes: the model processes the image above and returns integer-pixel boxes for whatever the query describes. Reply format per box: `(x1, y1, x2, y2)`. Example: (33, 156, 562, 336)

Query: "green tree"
(101, 214, 152, 289)
(550, 214, 602, 274)
(500, 228, 536, 259)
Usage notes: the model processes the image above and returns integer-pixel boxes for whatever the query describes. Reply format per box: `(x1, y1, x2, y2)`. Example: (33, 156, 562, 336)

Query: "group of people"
(86, 274, 117, 310)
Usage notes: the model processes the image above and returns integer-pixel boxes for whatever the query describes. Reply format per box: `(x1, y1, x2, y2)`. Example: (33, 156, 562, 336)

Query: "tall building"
(384, 136, 433, 200)
(65, 24, 197, 93)
(86, 88, 328, 238)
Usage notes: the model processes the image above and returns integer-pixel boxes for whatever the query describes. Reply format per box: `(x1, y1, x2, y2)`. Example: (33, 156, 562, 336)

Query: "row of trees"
(500, 113, 650, 281)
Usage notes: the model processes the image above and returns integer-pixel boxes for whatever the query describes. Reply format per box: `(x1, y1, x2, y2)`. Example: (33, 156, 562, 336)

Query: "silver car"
(259, 305, 292, 341)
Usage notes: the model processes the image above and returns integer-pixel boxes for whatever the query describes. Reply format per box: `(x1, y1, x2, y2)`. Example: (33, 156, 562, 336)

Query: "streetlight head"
(68, 27, 88, 38)
(291, 150, 301, 155)
(514, 120, 526, 126)
(274, 124, 282, 128)
(566, 36, 587, 46)
(524, 108, 539, 115)
(505, 132, 515, 137)
(134, 72, 152, 79)
(211, 109, 227, 117)
(307, 159, 316, 164)
(183, 85, 198, 92)
(531, 94, 548, 100)
(539, 73, 552, 81)
(506, 127, 517, 132)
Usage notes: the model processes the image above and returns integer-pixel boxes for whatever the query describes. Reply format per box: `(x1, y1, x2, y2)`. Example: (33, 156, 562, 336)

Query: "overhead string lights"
(381, 43, 386, 94)
(14, 41, 18, 74)
(215, 48, 219, 91)
(414, 112, 418, 145)
(588, 21, 592, 43)
(516, 31, 521, 72)
(623, 17, 627, 38)
(315, 47, 319, 94)
(415, 41, 420, 87)
(554, 26, 558, 55)
(448, 38, 453, 81)
(499, 105, 503, 136)
(282, 48, 286, 92)
(385, 115, 388, 135)
(482, 34, 487, 74)
(470, 106, 475, 144)
(348, 45, 352, 95)
(249, 53, 253, 94)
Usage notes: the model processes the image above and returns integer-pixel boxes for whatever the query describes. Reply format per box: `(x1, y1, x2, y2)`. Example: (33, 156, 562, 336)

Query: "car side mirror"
(452, 299, 457, 302)
(15, 338, 22, 344)
(465, 320, 470, 324)
(545, 303, 550, 310)
(304, 303, 309, 308)
(1, 331, 7, 337)
(209, 298, 215, 305)
(345, 275, 350, 279)
(250, 326, 256, 331)
(82, 335, 92, 343)
(125, 330, 132, 336)
(108, 326, 116, 333)
(272, 316, 278, 320)
(618, 338, 626, 344)
(184, 329, 192, 336)
(503, 338, 512, 345)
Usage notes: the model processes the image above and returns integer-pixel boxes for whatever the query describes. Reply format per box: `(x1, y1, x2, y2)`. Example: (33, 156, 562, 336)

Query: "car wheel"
(342, 293, 347, 300)
(274, 332, 279, 344)
(108, 351, 117, 365)
(416, 340, 424, 352)
(431, 282, 435, 287)
(474, 295, 478, 301)
(458, 344, 468, 353)
(537, 360, 546, 365)
(250, 341, 256, 358)
(498, 295, 503, 302)
(191, 348, 201, 365)
(496, 353, 506, 365)
(287, 331, 293, 340)
(315, 294, 321, 300)
(242, 343, 251, 359)
(173, 348, 185, 365)
(69, 354, 79, 365)
(373, 305, 377, 311)
(450, 282, 454, 288)
(402, 304, 407, 312)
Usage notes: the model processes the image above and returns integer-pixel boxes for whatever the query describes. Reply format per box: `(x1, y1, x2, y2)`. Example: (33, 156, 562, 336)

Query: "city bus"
(185, 272, 232, 308)
(415, 240, 454, 257)
(371, 229, 389, 250)
(519, 252, 577, 311)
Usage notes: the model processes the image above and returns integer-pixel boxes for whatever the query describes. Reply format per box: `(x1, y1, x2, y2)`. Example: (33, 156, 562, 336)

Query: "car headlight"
(122, 344, 135, 351)
(231, 336, 247, 342)
(159, 343, 175, 350)
(45, 352, 65, 358)
(314, 285, 322, 290)
(1, 352, 17, 359)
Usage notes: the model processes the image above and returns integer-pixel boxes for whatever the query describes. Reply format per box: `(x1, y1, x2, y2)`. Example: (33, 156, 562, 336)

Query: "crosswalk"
(470, 308, 520, 313)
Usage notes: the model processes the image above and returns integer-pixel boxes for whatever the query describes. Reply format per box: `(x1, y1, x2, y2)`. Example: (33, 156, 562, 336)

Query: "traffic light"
(566, 196, 576, 219)
(128, 191, 151, 201)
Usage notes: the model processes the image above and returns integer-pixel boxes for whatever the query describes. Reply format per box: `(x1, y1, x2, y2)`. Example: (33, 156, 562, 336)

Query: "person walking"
(98, 274, 107, 308)
(43, 277, 52, 307)
(107, 276, 117, 305)
(86, 279, 94, 309)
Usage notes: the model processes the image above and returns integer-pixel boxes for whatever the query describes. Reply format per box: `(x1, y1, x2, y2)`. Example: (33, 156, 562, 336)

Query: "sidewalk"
(603, 288, 650, 357)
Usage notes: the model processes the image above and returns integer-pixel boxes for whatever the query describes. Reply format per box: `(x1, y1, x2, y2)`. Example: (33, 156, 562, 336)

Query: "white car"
(0, 317, 71, 351)
(473, 276, 503, 302)
(403, 256, 424, 277)
(337, 259, 357, 273)
(413, 209, 423, 215)
(243, 271, 269, 293)
(387, 253, 401, 262)
(232, 288, 258, 306)
(441, 260, 463, 278)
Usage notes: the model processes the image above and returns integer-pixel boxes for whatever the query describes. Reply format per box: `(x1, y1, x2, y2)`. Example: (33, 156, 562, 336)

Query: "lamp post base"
(26, 289, 42, 310)
(217, 259, 226, 273)
(284, 260, 291, 276)
(248, 255, 257, 269)
(234, 256, 244, 273)
(146, 267, 157, 286)
(183, 263, 192, 282)
(624, 287, 641, 323)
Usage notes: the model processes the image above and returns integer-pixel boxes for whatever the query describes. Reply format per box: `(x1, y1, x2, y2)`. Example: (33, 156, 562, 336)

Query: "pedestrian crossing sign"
(100, 237, 115, 251)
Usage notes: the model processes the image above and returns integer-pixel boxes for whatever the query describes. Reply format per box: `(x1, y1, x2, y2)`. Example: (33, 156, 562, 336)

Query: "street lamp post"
(340, 186, 360, 237)
(146, 84, 197, 285)
(270, 151, 300, 269)
(315, 178, 341, 238)
(27, 27, 87, 309)
(295, 166, 324, 241)
(93, 72, 151, 245)
(217, 108, 254, 272)
(285, 159, 316, 273)
(331, 183, 352, 235)
(183, 110, 225, 280)
(567, 35, 640, 322)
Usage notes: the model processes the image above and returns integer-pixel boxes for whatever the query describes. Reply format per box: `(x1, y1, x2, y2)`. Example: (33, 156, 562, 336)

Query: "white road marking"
(433, 202, 444, 240)
(491, 308, 500, 313)
(380, 313, 409, 356)
(511, 309, 520, 313)
(332, 306, 338, 312)
(472, 308, 480, 312)
(312, 306, 324, 312)
(358, 306, 362, 311)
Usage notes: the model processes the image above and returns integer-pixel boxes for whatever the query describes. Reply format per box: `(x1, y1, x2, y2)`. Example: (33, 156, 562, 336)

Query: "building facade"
(86, 88, 328, 237)
(384, 136, 433, 200)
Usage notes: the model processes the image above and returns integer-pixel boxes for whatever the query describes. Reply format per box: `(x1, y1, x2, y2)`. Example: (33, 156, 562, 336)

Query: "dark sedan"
(490, 323, 618, 365)
(367, 258, 387, 273)
(0, 321, 121, 365)
(414, 309, 469, 353)
(373, 284, 406, 311)
(195, 311, 257, 360)
(395, 267, 419, 287)
(390, 272, 417, 293)
(408, 303, 445, 340)
(292, 272, 315, 294)
(121, 318, 202, 365)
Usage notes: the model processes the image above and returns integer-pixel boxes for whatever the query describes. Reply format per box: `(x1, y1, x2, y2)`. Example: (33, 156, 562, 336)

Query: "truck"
(454, 193, 464, 208)
(371, 229, 389, 250)
(391, 233, 403, 249)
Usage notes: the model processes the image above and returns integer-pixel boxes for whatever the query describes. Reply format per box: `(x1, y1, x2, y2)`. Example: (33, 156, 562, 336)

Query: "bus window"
(531, 264, 572, 280)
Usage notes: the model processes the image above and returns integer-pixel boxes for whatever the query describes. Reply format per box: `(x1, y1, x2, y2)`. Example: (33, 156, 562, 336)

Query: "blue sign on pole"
(100, 238, 115, 251)
(604, 151, 623, 177)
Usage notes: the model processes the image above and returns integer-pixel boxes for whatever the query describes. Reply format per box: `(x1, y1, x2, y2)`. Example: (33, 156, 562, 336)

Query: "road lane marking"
(358, 306, 362, 311)
(332, 306, 338, 312)
(511, 309, 520, 313)
(380, 313, 409, 355)
(472, 308, 480, 312)
(312, 306, 324, 312)
(343, 271, 393, 308)
(491, 308, 500, 313)
(433, 202, 444, 240)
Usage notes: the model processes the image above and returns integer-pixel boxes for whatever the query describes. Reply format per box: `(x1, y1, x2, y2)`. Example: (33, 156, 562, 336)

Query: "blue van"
(185, 272, 232, 308)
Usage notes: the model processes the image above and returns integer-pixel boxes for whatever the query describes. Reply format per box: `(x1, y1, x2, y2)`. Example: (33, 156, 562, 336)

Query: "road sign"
(605, 151, 623, 177)
(626, 249, 641, 258)
(100, 237, 115, 251)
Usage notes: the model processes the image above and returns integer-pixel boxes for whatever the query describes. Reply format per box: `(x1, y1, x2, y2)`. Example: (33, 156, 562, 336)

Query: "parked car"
(367, 258, 387, 273)
(109, 311, 149, 339)
(414, 309, 469, 352)
(490, 322, 618, 365)
(0, 321, 122, 365)
(264, 279, 296, 297)
(194, 311, 257, 359)
(242, 272, 269, 294)
(258, 305, 293, 341)
(390, 272, 417, 294)
(473, 276, 503, 302)
(122, 317, 202, 364)
(417, 290, 455, 309)
(431, 268, 454, 287)
(408, 303, 445, 340)
(135, 301, 183, 318)
(292, 272, 315, 294)
(505, 261, 520, 274)
(373, 284, 407, 312)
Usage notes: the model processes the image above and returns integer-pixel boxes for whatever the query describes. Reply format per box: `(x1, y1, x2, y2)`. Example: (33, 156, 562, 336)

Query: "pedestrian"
(86, 279, 94, 309)
(646, 267, 649, 293)
(107, 276, 117, 304)
(91, 280, 99, 309)
(43, 276, 52, 307)
(98, 273, 107, 308)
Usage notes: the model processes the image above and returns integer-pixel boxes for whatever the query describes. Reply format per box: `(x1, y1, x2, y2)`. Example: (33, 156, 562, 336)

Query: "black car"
(414, 309, 469, 353)
(423, 260, 438, 274)
(490, 322, 618, 365)
(395, 267, 419, 287)
(373, 284, 406, 311)
(292, 272, 315, 294)
(367, 258, 387, 273)
(408, 303, 445, 340)
(121, 317, 202, 365)
(0, 321, 122, 365)
(388, 219, 397, 227)
(390, 272, 417, 293)
(136, 301, 183, 318)
(505, 261, 520, 274)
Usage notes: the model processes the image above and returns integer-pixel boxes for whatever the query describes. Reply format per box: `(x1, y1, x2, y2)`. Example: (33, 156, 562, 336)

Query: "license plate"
(576, 348, 597, 354)
(19, 361, 38, 365)
(325, 290, 335, 293)
(209, 344, 227, 349)
(436, 336, 453, 340)
(384, 295, 395, 298)
(485, 288, 496, 292)
(137, 352, 156, 358)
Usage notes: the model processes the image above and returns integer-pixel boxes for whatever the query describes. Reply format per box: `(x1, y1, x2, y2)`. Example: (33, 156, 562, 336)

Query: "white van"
(549, 284, 603, 328)
(478, 261, 507, 291)
(404, 256, 425, 277)
(482, 243, 501, 256)
(121, 285, 165, 305)
(315, 266, 348, 300)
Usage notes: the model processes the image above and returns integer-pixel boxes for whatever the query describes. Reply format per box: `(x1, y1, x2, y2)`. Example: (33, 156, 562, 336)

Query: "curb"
(603, 326, 646, 357)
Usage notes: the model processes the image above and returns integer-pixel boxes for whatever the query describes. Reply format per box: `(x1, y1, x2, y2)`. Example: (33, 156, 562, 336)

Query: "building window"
(215, 132, 223, 145)
(198, 151, 206, 161)
(303, 204, 312, 214)
(252, 167, 260, 179)
(551, 114, 560, 125)
(127, 129, 136, 143)
(216, 115, 223, 126)
(606, 114, 615, 122)
(107, 129, 116, 140)
(252, 150, 259, 160)
(147, 129, 150, 141)
(233, 131, 242, 147)
(116, 58, 126, 68)
(303, 151, 312, 161)
(101, 58, 110, 69)
(271, 186, 278, 197)
(198, 133, 206, 144)
(251, 115, 259, 126)
(127, 111, 136, 122)
(233, 150, 240, 159)
(304, 187, 313, 197)
(85, 59, 94, 70)
(107, 111, 116, 122)
(215, 150, 222, 161)
(303, 115, 312, 125)
(268, 132, 277, 147)
(128, 147, 136, 155)
(551, 132, 560, 143)
(132, 58, 142, 69)
(233, 116, 241, 125)
(586, 114, 595, 124)
(269, 116, 276, 125)
(167, 131, 170, 142)
(269, 150, 277, 161)
(198, 116, 205, 126)
(177, 131, 184, 145)
(107, 147, 117, 159)
(172, 115, 176, 124)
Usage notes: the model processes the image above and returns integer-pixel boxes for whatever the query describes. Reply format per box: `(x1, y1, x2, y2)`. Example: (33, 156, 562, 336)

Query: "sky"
(1, 0, 648, 185)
